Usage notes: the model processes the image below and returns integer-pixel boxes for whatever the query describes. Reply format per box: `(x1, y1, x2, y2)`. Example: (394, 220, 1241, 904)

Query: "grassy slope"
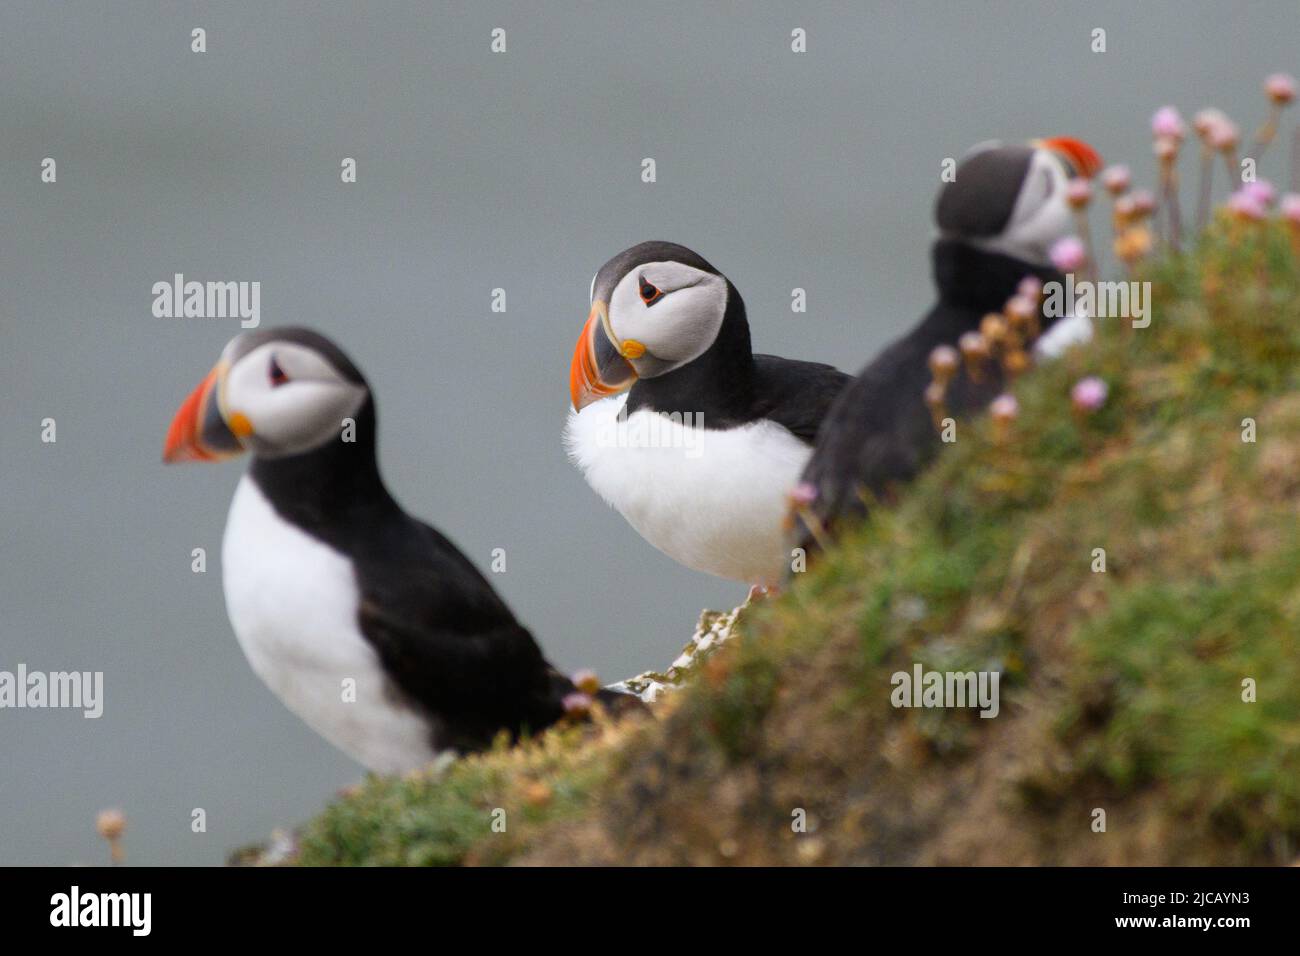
(292, 221, 1300, 866)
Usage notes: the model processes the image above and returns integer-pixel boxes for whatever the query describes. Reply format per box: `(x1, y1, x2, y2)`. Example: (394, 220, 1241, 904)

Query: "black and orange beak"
(569, 300, 638, 411)
(1039, 136, 1102, 179)
(162, 362, 246, 463)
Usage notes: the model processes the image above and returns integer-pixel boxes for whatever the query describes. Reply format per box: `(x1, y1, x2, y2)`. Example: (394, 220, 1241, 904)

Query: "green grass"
(293, 721, 636, 866)
(284, 218, 1300, 866)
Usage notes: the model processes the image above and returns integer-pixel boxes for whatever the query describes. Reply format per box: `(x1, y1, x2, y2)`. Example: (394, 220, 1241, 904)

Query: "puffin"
(565, 241, 851, 589)
(795, 137, 1101, 545)
(163, 327, 635, 774)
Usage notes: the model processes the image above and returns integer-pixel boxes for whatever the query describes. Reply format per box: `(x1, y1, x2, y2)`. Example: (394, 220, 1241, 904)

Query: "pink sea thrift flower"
(1280, 193, 1300, 224)
(1066, 177, 1092, 208)
(1004, 295, 1036, 323)
(1017, 275, 1043, 301)
(1152, 106, 1186, 141)
(788, 481, 818, 507)
(562, 692, 593, 716)
(1265, 72, 1297, 106)
(989, 395, 1019, 441)
(1049, 236, 1087, 272)
(1243, 179, 1277, 208)
(1101, 164, 1131, 195)
(1071, 376, 1109, 413)
(1194, 108, 1228, 138)
(1227, 189, 1267, 221)
(1129, 190, 1157, 216)
(1207, 116, 1240, 151)
(990, 394, 1019, 419)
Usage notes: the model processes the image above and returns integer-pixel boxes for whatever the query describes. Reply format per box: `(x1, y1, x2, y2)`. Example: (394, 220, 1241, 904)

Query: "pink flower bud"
(562, 692, 593, 716)
(1129, 190, 1157, 216)
(96, 809, 127, 841)
(1194, 108, 1228, 138)
(1227, 189, 1267, 221)
(788, 481, 818, 507)
(1004, 295, 1036, 324)
(1265, 72, 1297, 106)
(990, 394, 1019, 422)
(1066, 177, 1092, 208)
(1101, 164, 1131, 195)
(1243, 179, 1277, 208)
(1017, 275, 1043, 301)
(1207, 116, 1240, 151)
(1280, 193, 1300, 224)
(1049, 236, 1087, 273)
(1071, 376, 1108, 413)
(928, 344, 959, 378)
(959, 330, 988, 358)
(1151, 106, 1186, 141)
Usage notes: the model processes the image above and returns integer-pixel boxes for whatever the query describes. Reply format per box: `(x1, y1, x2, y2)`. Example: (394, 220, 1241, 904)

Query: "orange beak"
(1039, 136, 1102, 179)
(162, 363, 244, 463)
(569, 300, 637, 411)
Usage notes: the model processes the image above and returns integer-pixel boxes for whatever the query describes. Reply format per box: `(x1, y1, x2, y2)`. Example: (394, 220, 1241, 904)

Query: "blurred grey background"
(2, 1, 1295, 865)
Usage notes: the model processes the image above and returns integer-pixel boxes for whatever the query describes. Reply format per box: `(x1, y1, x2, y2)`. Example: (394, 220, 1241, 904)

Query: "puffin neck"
(248, 395, 398, 535)
(624, 282, 758, 426)
(931, 238, 1063, 313)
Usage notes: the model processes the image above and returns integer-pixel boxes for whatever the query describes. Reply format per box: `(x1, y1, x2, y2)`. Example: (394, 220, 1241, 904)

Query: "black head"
(163, 326, 371, 463)
(570, 241, 751, 411)
(934, 138, 1101, 265)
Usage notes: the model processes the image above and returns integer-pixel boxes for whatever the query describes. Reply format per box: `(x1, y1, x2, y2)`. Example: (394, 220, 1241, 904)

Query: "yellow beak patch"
(620, 339, 646, 360)
(227, 412, 255, 438)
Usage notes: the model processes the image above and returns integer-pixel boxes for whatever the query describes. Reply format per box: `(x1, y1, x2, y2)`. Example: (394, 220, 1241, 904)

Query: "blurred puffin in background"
(795, 136, 1101, 549)
(566, 241, 850, 593)
(164, 327, 637, 774)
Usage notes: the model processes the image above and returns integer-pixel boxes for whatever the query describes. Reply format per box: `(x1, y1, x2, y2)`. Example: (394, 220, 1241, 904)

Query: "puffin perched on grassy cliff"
(795, 137, 1101, 547)
(164, 327, 635, 773)
(565, 241, 851, 591)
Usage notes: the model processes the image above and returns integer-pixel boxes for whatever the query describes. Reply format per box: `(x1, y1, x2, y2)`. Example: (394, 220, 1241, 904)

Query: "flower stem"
(1166, 166, 1182, 251)
(1195, 145, 1214, 233)
(1252, 103, 1281, 161)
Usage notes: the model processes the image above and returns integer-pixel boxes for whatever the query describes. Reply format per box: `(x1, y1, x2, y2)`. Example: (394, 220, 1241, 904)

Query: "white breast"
(221, 475, 440, 774)
(564, 397, 810, 585)
(1034, 307, 1094, 360)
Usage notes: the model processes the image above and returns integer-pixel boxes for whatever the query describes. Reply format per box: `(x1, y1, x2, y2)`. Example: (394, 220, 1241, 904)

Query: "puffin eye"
(268, 355, 289, 387)
(639, 277, 664, 306)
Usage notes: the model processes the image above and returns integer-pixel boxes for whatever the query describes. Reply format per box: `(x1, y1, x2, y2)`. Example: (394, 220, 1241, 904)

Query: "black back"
(797, 239, 1064, 544)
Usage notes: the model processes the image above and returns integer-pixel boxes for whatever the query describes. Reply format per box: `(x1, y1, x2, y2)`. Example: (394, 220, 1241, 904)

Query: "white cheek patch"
(224, 342, 367, 456)
(974, 152, 1073, 266)
(649, 283, 727, 363)
(254, 380, 367, 453)
(607, 265, 727, 376)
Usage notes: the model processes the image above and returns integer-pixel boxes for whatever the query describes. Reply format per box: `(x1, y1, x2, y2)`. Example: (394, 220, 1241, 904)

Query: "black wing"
(797, 301, 1005, 542)
(750, 354, 852, 444)
(353, 516, 567, 751)
(797, 332, 935, 530)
